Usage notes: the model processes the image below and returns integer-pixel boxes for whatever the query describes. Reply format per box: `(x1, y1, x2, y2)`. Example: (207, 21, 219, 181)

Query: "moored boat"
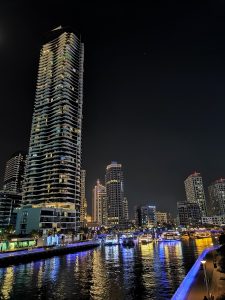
(158, 231, 181, 242)
(104, 234, 119, 245)
(138, 234, 153, 244)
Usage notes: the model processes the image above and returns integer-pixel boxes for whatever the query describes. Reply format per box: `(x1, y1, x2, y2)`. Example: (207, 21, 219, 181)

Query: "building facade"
(208, 178, 225, 216)
(184, 172, 207, 217)
(3, 151, 26, 193)
(156, 211, 168, 225)
(177, 201, 201, 226)
(0, 191, 22, 228)
(92, 180, 107, 226)
(105, 162, 125, 227)
(80, 170, 87, 226)
(23, 27, 84, 231)
(15, 202, 76, 235)
(136, 205, 156, 227)
(202, 215, 225, 226)
(123, 197, 129, 222)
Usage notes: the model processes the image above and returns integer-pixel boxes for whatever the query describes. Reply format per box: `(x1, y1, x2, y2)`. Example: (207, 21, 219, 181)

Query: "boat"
(193, 230, 211, 239)
(138, 234, 153, 244)
(104, 234, 119, 245)
(158, 230, 181, 242)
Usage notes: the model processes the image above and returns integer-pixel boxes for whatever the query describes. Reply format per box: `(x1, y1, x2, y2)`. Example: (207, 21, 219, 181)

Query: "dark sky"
(0, 0, 225, 217)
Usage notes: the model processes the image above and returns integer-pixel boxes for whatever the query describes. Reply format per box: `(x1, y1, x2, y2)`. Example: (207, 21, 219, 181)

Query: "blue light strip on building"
(172, 245, 220, 300)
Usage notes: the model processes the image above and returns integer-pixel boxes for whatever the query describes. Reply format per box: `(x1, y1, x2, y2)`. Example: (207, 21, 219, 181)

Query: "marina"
(0, 237, 218, 299)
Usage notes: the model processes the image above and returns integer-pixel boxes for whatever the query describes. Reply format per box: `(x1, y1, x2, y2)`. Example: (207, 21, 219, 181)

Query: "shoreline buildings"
(0, 152, 25, 228)
(80, 170, 87, 227)
(208, 178, 225, 216)
(184, 172, 207, 217)
(21, 26, 84, 233)
(92, 179, 107, 226)
(105, 161, 128, 228)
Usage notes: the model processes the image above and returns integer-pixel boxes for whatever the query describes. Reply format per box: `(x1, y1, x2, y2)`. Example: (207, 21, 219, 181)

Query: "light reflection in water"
(0, 266, 14, 299)
(0, 238, 216, 300)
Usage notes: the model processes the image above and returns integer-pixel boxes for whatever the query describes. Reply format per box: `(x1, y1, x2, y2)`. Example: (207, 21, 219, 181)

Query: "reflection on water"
(0, 238, 215, 300)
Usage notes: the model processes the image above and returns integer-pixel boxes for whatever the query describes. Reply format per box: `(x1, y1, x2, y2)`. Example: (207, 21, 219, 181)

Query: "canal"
(0, 238, 216, 300)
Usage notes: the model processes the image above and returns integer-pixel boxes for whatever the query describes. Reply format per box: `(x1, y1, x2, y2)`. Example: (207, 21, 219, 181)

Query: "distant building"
(177, 201, 201, 226)
(3, 151, 26, 193)
(123, 197, 129, 222)
(184, 172, 207, 217)
(22, 27, 84, 231)
(92, 180, 107, 226)
(202, 215, 225, 226)
(105, 162, 125, 227)
(208, 178, 225, 216)
(136, 205, 156, 227)
(80, 170, 87, 227)
(14, 202, 76, 235)
(0, 191, 22, 228)
(156, 211, 168, 225)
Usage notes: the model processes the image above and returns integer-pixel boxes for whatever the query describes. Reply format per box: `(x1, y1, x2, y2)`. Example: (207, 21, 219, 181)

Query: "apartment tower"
(105, 161, 125, 227)
(208, 178, 225, 216)
(3, 151, 26, 193)
(92, 179, 107, 226)
(184, 172, 207, 216)
(23, 26, 84, 228)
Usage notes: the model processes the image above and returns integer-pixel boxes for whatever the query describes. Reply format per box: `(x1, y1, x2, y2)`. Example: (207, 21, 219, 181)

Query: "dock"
(0, 240, 100, 267)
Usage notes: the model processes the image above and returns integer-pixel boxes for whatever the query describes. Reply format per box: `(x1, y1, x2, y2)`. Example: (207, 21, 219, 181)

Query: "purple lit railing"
(171, 245, 220, 300)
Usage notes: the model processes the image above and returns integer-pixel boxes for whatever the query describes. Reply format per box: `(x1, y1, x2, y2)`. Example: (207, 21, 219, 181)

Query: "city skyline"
(1, 1, 225, 215)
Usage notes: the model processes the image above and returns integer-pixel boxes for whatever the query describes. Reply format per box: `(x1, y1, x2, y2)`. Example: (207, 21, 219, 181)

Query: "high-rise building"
(80, 170, 87, 227)
(208, 178, 225, 216)
(156, 211, 168, 225)
(92, 180, 107, 226)
(105, 161, 125, 227)
(123, 197, 129, 221)
(23, 26, 84, 231)
(3, 151, 26, 193)
(0, 191, 22, 228)
(184, 172, 207, 216)
(177, 201, 201, 226)
(136, 205, 156, 227)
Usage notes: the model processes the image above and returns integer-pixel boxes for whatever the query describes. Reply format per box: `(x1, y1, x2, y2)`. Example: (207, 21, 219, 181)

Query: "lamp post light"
(201, 260, 210, 299)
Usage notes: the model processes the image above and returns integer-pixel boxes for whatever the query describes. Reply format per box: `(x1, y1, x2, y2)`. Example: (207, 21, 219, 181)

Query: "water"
(0, 238, 215, 300)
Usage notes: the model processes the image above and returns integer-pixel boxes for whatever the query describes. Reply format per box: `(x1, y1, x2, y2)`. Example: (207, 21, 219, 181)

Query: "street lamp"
(201, 260, 210, 299)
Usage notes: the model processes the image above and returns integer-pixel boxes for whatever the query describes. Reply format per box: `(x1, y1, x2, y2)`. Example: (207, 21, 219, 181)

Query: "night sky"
(0, 0, 225, 217)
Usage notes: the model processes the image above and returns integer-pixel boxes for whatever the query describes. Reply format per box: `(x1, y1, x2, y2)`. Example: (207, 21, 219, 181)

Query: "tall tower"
(80, 170, 87, 226)
(208, 178, 225, 216)
(92, 179, 107, 226)
(184, 172, 207, 217)
(105, 161, 125, 227)
(23, 27, 84, 228)
(3, 151, 26, 193)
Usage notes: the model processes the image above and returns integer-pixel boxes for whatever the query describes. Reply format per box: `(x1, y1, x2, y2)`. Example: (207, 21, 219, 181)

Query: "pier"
(0, 240, 100, 267)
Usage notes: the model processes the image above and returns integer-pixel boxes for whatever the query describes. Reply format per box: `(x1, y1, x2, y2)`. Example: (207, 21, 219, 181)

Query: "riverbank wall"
(0, 240, 100, 267)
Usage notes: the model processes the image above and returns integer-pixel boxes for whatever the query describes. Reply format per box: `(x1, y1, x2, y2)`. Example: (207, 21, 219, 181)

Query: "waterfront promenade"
(0, 240, 100, 267)
(172, 245, 220, 300)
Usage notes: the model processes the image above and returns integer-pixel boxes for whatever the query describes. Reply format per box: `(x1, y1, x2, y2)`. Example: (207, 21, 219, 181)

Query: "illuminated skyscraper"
(80, 170, 87, 226)
(23, 26, 84, 229)
(92, 179, 107, 226)
(208, 178, 225, 216)
(184, 172, 207, 216)
(105, 161, 125, 227)
(3, 151, 26, 193)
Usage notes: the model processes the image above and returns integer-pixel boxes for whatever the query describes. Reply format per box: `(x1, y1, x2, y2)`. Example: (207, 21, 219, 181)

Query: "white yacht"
(138, 234, 153, 244)
(104, 234, 119, 245)
(158, 231, 181, 242)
